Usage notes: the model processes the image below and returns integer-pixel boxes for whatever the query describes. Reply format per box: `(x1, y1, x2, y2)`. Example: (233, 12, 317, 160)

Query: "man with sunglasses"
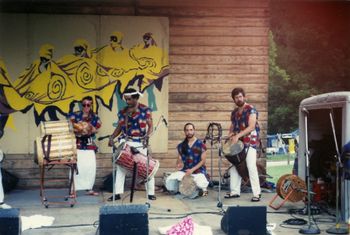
(69, 96, 101, 196)
(108, 88, 156, 201)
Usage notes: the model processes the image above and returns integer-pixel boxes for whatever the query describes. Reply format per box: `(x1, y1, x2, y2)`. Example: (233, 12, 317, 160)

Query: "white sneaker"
(0, 203, 11, 209)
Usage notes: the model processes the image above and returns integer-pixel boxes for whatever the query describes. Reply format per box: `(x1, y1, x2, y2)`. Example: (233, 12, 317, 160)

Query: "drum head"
(222, 140, 244, 157)
(179, 175, 198, 199)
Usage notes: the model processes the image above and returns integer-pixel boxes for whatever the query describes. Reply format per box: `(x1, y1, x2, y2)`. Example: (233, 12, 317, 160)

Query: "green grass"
(266, 153, 296, 162)
(267, 164, 294, 184)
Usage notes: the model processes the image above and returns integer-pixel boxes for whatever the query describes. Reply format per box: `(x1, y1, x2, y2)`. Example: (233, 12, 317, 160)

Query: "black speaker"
(99, 204, 148, 235)
(0, 208, 21, 235)
(221, 206, 266, 235)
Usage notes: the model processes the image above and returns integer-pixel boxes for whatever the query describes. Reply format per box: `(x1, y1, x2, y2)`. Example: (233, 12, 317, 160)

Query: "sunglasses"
(110, 36, 118, 42)
(82, 103, 91, 107)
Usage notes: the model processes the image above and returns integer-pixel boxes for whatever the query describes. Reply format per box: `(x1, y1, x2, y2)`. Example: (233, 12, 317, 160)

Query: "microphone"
(161, 115, 168, 127)
(302, 107, 309, 114)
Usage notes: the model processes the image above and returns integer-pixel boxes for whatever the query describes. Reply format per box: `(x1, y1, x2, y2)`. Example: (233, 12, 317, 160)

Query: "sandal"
(86, 190, 99, 196)
(201, 191, 208, 197)
(224, 193, 240, 199)
(251, 196, 260, 202)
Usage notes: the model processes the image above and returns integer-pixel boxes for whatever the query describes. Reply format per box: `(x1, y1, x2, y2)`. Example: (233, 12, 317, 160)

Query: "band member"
(108, 88, 156, 201)
(69, 96, 101, 196)
(225, 87, 261, 202)
(165, 123, 209, 197)
(0, 150, 11, 209)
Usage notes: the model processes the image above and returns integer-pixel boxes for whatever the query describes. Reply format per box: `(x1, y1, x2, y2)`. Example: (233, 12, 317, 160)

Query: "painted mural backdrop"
(0, 14, 169, 153)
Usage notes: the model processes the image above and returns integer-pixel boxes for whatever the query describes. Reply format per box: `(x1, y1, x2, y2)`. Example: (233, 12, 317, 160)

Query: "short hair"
(231, 87, 245, 99)
(82, 96, 93, 103)
(183, 122, 195, 131)
(124, 88, 140, 100)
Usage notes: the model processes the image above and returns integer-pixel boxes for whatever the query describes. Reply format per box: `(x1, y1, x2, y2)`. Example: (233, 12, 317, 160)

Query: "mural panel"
(0, 14, 169, 153)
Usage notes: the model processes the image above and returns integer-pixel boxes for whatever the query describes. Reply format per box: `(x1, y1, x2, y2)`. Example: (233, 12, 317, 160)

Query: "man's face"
(124, 95, 138, 108)
(184, 125, 195, 139)
(82, 99, 92, 113)
(233, 92, 245, 107)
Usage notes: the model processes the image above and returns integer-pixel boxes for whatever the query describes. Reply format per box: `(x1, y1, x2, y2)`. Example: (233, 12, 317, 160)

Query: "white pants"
(114, 141, 155, 195)
(0, 166, 4, 203)
(229, 147, 261, 197)
(165, 171, 209, 192)
(74, 150, 96, 191)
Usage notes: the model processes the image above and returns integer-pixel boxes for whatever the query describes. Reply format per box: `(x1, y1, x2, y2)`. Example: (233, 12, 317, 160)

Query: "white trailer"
(298, 91, 350, 223)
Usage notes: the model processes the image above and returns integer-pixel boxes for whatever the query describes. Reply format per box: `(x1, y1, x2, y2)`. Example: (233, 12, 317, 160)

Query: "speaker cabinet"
(99, 204, 148, 235)
(0, 208, 21, 235)
(221, 206, 266, 235)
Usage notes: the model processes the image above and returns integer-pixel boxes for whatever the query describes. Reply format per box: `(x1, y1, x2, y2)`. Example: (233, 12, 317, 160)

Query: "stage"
(3, 187, 345, 235)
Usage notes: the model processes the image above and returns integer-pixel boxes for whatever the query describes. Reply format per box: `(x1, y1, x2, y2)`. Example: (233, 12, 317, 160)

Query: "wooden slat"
(170, 64, 267, 74)
(138, 0, 269, 8)
(139, 7, 269, 18)
(170, 17, 268, 27)
(170, 26, 269, 36)
(170, 55, 268, 65)
(169, 74, 268, 84)
(169, 102, 267, 112)
(170, 46, 268, 55)
(169, 92, 268, 103)
(170, 36, 268, 46)
(169, 83, 268, 93)
(170, 111, 268, 122)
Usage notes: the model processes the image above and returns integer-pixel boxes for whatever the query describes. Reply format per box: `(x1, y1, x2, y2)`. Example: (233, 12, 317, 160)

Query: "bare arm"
(230, 113, 257, 144)
(108, 125, 122, 147)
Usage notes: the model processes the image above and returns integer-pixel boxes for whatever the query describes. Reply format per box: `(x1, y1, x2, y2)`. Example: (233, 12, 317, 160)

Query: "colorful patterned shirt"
(68, 111, 101, 150)
(231, 103, 260, 148)
(177, 138, 207, 174)
(118, 103, 152, 142)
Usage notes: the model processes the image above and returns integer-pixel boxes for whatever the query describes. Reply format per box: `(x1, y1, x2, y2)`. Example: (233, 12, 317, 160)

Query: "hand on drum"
(229, 134, 239, 144)
(185, 168, 194, 176)
(108, 138, 114, 147)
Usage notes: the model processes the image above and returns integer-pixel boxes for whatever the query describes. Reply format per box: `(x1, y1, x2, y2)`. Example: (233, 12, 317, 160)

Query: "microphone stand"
(299, 109, 320, 234)
(326, 110, 348, 234)
(217, 135, 223, 209)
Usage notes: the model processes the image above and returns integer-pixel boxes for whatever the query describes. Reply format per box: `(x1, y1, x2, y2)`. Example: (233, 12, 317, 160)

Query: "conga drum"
(179, 175, 199, 199)
(222, 140, 249, 180)
(114, 142, 159, 180)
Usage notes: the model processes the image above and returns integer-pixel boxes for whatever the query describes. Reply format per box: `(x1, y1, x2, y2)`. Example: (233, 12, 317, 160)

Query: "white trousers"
(0, 166, 4, 203)
(74, 150, 96, 191)
(229, 147, 261, 197)
(114, 141, 155, 195)
(165, 171, 209, 192)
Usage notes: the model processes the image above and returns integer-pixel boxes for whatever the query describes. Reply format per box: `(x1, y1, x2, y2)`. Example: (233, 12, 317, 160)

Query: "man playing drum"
(225, 87, 261, 202)
(108, 88, 156, 201)
(165, 123, 209, 197)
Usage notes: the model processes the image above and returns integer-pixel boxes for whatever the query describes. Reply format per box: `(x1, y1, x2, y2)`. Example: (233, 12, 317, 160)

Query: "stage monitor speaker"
(0, 208, 21, 235)
(221, 206, 266, 235)
(99, 204, 148, 235)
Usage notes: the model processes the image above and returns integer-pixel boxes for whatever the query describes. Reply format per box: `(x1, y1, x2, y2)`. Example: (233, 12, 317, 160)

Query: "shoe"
(0, 203, 11, 209)
(201, 191, 208, 197)
(251, 196, 260, 202)
(148, 195, 157, 200)
(224, 193, 240, 199)
(107, 194, 121, 201)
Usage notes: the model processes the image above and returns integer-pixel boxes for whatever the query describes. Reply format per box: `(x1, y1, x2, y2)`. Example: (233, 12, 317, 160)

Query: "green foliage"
(268, 2, 350, 134)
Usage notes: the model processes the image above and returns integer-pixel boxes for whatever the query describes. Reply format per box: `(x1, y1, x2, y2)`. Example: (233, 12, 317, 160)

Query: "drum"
(34, 133, 77, 166)
(276, 174, 306, 202)
(114, 142, 159, 180)
(222, 140, 246, 165)
(179, 175, 199, 199)
(0, 149, 4, 163)
(40, 120, 73, 136)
